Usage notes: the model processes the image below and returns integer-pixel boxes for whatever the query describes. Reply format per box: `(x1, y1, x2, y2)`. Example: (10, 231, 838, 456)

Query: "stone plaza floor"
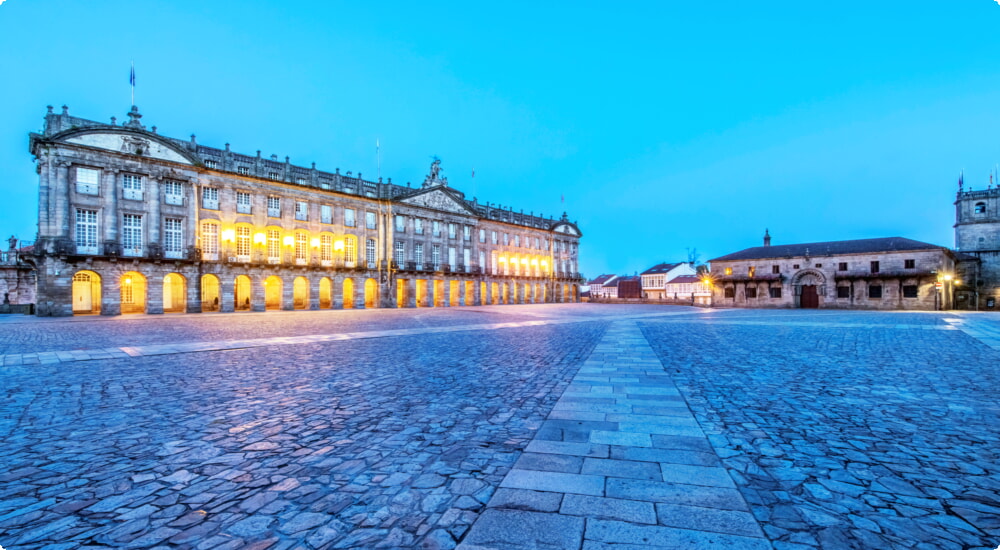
(1, 304, 998, 549)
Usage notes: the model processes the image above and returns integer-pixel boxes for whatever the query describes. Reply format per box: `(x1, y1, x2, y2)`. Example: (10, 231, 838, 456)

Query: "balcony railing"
(165, 194, 184, 206)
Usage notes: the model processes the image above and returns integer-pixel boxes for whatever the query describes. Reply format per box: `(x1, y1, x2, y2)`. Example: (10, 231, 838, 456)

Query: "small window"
(236, 191, 252, 214)
(268, 172, 281, 181)
(395, 215, 406, 232)
(514, 234, 521, 247)
(415, 218, 424, 235)
(122, 174, 143, 200)
(479, 229, 486, 243)
(320, 205, 332, 224)
(295, 201, 308, 221)
(75, 167, 100, 195)
(904, 259, 915, 269)
(237, 166, 251, 175)
(975, 202, 986, 214)
(769, 287, 782, 299)
(870, 261, 880, 273)
(869, 285, 882, 299)
(464, 225, 471, 241)
(903, 285, 918, 298)
(164, 181, 184, 206)
(449, 223, 457, 239)
(433, 221, 441, 237)
(202, 187, 219, 210)
(837, 286, 851, 298)
(204, 159, 218, 169)
(724, 287, 735, 298)
(745, 287, 757, 298)
(815, 264, 822, 268)
(267, 196, 281, 217)
(366, 212, 376, 229)
(793, 264, 800, 269)
(748, 266, 756, 277)
(345, 208, 356, 227)
(492, 231, 498, 244)
(772, 265, 780, 274)
(724, 267, 733, 275)
(838, 262, 848, 271)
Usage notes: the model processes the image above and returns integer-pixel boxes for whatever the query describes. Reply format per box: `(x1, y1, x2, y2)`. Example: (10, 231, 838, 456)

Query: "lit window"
(236, 226, 252, 259)
(321, 234, 333, 261)
(344, 236, 357, 265)
(295, 232, 308, 262)
(724, 267, 732, 275)
(267, 229, 281, 261)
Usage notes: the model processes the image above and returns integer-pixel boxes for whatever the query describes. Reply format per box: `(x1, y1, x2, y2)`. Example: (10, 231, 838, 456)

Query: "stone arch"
(163, 273, 187, 313)
(234, 275, 253, 311)
(264, 276, 283, 311)
(491, 282, 499, 305)
(120, 271, 147, 314)
(293, 276, 310, 310)
(319, 277, 333, 309)
(343, 278, 355, 309)
(72, 270, 102, 315)
(202, 274, 221, 312)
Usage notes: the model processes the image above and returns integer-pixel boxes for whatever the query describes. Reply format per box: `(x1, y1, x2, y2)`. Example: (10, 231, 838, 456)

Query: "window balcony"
(164, 250, 184, 259)
(236, 204, 252, 214)
(295, 257, 308, 266)
(295, 212, 308, 221)
(321, 259, 333, 267)
(345, 260, 356, 268)
(76, 244, 99, 255)
(165, 194, 184, 206)
(76, 183, 99, 195)
(202, 199, 219, 210)
(202, 252, 219, 261)
(123, 189, 143, 201)
(267, 207, 281, 217)
(268, 257, 282, 265)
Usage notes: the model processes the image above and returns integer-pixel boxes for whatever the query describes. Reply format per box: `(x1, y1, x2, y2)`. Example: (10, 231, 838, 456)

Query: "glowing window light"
(221, 228, 236, 242)
(310, 238, 320, 248)
(253, 232, 266, 244)
(334, 240, 345, 251)
(283, 235, 294, 246)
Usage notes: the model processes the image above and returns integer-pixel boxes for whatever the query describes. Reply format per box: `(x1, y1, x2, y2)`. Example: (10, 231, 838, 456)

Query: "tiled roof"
(588, 274, 617, 286)
(640, 262, 683, 275)
(667, 275, 702, 284)
(710, 237, 949, 262)
(615, 275, 641, 286)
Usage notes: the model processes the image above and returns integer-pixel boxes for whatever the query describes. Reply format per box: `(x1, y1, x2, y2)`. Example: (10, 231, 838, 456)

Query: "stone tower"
(954, 182, 1000, 309)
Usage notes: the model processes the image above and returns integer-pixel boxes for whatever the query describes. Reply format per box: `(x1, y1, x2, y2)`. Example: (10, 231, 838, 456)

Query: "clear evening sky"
(2, 1, 998, 279)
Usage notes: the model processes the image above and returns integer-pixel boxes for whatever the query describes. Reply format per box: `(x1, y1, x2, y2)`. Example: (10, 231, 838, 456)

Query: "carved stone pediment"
(64, 132, 194, 165)
(398, 188, 475, 215)
(552, 223, 580, 237)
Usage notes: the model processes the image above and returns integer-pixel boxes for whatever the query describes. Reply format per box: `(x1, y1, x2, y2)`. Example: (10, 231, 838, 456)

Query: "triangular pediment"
(551, 222, 581, 237)
(397, 187, 476, 215)
(60, 129, 194, 165)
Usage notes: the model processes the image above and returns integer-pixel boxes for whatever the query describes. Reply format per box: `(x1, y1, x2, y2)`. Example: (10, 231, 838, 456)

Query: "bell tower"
(954, 178, 1000, 309)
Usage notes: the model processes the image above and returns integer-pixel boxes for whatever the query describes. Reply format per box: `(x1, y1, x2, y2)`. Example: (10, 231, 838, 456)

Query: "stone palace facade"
(29, 105, 583, 316)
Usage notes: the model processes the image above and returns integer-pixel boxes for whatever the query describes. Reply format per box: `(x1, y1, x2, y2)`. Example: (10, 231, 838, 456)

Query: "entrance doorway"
(801, 285, 819, 308)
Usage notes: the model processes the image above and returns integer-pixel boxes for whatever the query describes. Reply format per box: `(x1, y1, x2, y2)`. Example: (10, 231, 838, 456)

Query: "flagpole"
(376, 138, 381, 181)
(130, 59, 135, 107)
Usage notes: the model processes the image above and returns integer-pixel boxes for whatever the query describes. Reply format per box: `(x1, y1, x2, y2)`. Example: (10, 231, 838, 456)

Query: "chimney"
(763, 229, 771, 247)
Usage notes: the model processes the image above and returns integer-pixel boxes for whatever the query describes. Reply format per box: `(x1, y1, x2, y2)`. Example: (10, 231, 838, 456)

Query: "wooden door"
(801, 285, 819, 308)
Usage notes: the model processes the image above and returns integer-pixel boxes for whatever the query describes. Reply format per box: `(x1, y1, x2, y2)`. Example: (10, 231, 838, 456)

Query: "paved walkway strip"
(0, 310, 702, 368)
(458, 321, 772, 549)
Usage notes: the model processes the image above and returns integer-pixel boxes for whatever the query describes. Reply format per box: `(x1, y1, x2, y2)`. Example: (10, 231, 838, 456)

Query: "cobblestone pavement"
(640, 310, 1000, 550)
(2, 305, 999, 549)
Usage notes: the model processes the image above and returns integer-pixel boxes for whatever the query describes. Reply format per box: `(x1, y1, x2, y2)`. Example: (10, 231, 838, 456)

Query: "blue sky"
(2, 1, 999, 278)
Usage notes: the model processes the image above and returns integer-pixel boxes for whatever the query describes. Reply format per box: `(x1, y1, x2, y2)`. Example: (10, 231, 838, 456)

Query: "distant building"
(663, 275, 711, 304)
(615, 275, 642, 299)
(954, 183, 1000, 310)
(587, 274, 618, 299)
(709, 232, 956, 310)
(0, 237, 36, 312)
(639, 262, 696, 299)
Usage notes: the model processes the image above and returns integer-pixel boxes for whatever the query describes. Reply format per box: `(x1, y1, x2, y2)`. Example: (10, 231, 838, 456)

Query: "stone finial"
(764, 229, 771, 247)
(270, 154, 278, 161)
(285, 156, 290, 164)
(61, 105, 68, 115)
(47, 105, 54, 114)
(151, 126, 157, 134)
(110, 116, 117, 126)
(124, 105, 144, 129)
(225, 143, 231, 151)
(256, 150, 261, 158)
(190, 134, 197, 146)
(311, 162, 316, 169)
